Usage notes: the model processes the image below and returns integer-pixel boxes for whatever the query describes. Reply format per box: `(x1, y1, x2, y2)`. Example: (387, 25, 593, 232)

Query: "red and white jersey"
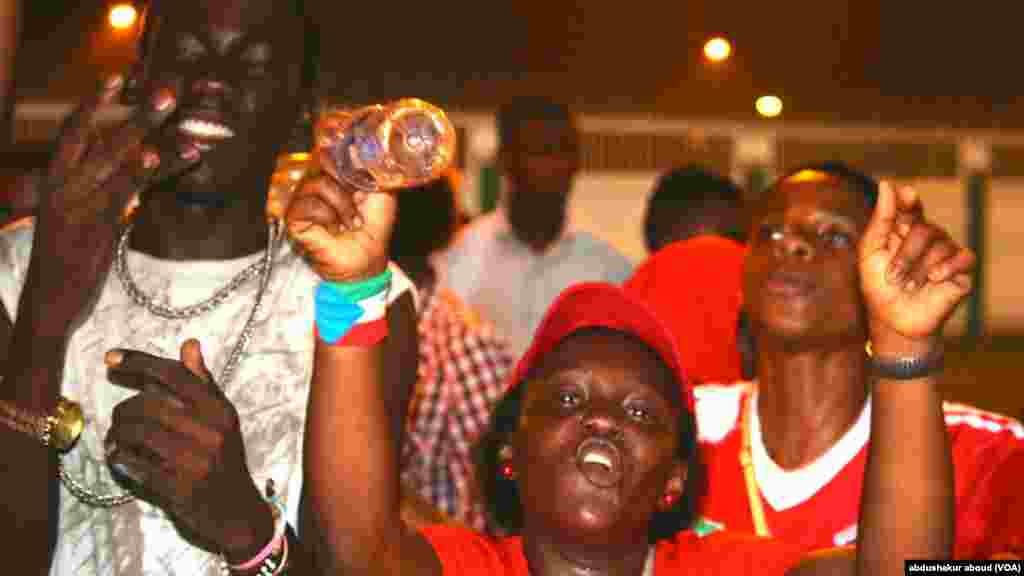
(693, 383, 1024, 559)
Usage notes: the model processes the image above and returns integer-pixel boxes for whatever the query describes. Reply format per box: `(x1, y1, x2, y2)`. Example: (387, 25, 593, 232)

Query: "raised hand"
(104, 339, 273, 562)
(858, 182, 976, 347)
(26, 76, 197, 327)
(274, 114, 398, 283)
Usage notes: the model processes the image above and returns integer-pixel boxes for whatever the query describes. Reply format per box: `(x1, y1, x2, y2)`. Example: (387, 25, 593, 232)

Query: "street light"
(756, 95, 783, 118)
(703, 37, 732, 63)
(109, 3, 138, 30)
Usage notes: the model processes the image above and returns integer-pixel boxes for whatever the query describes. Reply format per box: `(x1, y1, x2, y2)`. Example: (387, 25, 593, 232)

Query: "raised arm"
(855, 182, 972, 573)
(0, 79, 193, 572)
(789, 183, 967, 576)
(286, 174, 442, 576)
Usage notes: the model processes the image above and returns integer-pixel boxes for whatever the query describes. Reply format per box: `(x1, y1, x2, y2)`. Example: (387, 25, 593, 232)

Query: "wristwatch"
(0, 397, 84, 452)
(865, 341, 945, 380)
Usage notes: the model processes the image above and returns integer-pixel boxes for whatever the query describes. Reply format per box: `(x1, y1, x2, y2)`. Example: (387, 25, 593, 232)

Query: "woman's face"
(513, 330, 685, 550)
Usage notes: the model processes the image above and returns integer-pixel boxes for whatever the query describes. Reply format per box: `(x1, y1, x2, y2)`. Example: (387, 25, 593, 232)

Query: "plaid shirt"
(402, 280, 514, 531)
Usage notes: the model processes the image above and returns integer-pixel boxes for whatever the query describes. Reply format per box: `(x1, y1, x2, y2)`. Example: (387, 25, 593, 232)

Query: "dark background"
(12, 1, 1024, 129)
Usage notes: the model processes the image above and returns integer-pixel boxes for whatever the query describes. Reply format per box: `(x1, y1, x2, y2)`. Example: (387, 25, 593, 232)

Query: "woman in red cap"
(281, 159, 969, 574)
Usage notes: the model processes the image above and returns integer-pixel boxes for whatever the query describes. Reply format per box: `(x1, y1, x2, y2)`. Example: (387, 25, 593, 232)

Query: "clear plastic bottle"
(317, 98, 456, 192)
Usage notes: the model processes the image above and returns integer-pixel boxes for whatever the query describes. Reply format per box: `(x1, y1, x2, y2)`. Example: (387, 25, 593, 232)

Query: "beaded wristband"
(222, 499, 287, 575)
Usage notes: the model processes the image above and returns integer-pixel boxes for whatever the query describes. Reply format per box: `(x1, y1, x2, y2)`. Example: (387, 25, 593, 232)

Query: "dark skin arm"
(854, 184, 969, 572)
(305, 294, 439, 575)
(298, 290, 420, 573)
(0, 77, 194, 573)
(791, 373, 953, 576)
(791, 183, 969, 575)
(284, 168, 441, 575)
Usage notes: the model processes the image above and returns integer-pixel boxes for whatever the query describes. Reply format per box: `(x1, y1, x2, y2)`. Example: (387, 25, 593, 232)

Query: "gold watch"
(0, 397, 84, 452)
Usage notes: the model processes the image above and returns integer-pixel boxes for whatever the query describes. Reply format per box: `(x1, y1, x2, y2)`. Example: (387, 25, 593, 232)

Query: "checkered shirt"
(401, 280, 514, 531)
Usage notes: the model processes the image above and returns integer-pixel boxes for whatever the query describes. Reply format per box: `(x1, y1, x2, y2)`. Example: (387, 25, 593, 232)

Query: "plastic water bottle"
(317, 98, 456, 192)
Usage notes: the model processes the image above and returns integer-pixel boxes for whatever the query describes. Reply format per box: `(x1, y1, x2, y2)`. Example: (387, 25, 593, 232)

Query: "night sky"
(12, 1, 1022, 129)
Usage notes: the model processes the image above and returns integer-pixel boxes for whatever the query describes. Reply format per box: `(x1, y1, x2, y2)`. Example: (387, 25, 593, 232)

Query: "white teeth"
(179, 118, 235, 139)
(583, 452, 613, 470)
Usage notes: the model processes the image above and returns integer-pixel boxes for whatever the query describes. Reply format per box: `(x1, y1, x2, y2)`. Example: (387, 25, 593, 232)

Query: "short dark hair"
(497, 97, 574, 151)
(643, 165, 744, 253)
(476, 328, 704, 542)
(389, 176, 457, 277)
(779, 161, 879, 210)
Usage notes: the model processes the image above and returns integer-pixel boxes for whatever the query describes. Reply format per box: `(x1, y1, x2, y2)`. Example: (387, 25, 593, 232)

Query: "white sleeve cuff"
(386, 262, 419, 311)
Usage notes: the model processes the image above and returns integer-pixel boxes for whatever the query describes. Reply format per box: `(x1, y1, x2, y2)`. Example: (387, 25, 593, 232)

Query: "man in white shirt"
(441, 98, 633, 357)
(0, 1, 419, 574)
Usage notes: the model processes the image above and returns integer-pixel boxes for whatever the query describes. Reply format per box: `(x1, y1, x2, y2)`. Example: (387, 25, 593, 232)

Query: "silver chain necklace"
(58, 220, 285, 508)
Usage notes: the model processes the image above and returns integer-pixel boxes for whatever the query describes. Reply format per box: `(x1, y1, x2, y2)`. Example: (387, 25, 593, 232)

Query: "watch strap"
(865, 341, 945, 380)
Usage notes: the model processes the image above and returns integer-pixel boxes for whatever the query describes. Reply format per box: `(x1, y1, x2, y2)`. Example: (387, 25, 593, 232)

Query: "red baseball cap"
(504, 282, 694, 414)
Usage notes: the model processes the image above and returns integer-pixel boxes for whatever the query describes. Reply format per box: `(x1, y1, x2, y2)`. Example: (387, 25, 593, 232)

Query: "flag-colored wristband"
(315, 269, 392, 346)
(333, 268, 393, 301)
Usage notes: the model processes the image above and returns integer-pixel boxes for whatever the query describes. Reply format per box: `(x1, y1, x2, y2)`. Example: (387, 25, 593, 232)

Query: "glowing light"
(109, 4, 138, 30)
(756, 95, 783, 118)
(785, 170, 830, 184)
(703, 37, 732, 62)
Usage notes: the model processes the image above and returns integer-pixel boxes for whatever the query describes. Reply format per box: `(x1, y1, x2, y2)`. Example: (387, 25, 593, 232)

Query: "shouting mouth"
(576, 437, 624, 488)
(177, 117, 235, 151)
(764, 270, 815, 299)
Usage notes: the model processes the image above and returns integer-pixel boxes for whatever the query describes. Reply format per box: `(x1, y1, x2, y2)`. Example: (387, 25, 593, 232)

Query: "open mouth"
(764, 270, 815, 298)
(177, 117, 235, 151)
(575, 437, 624, 488)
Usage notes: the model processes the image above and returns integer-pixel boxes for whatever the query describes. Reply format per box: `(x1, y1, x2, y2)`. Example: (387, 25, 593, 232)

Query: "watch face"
(52, 398, 85, 452)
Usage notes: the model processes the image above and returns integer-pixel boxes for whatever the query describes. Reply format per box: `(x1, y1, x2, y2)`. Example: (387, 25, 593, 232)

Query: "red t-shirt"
(694, 384, 1024, 559)
(420, 525, 804, 575)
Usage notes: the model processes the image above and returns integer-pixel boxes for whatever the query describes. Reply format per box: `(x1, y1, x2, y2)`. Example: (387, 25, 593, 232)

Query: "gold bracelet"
(0, 397, 84, 452)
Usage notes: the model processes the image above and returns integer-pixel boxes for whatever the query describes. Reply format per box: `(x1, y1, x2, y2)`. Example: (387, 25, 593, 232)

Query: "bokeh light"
(756, 95, 783, 118)
(703, 37, 732, 62)
(109, 4, 138, 30)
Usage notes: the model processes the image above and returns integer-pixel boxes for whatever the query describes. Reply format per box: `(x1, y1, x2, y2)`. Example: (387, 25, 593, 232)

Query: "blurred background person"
(392, 172, 515, 532)
(439, 97, 633, 358)
(643, 164, 746, 255)
(629, 164, 750, 386)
